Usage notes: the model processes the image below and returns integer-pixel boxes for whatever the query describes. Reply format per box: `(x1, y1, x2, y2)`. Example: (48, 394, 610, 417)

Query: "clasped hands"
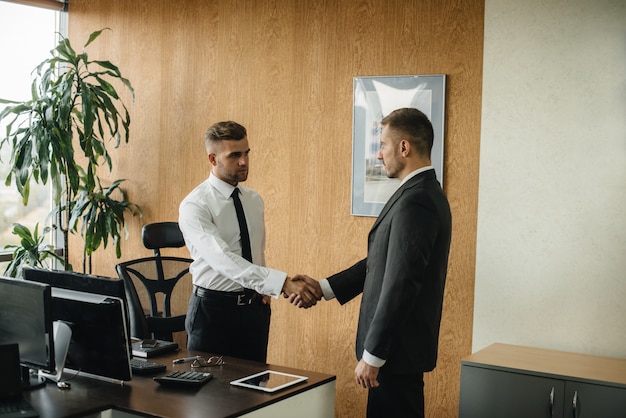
(281, 274, 322, 308)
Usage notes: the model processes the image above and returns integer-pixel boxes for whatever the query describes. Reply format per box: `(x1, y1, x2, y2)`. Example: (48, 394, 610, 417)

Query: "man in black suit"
(291, 108, 452, 417)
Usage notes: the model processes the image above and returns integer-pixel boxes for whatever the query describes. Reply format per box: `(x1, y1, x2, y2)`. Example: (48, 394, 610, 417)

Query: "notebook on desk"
(0, 344, 38, 418)
(131, 339, 178, 358)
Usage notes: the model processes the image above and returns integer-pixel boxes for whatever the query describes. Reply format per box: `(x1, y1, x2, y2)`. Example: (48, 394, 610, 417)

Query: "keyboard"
(130, 358, 167, 375)
(154, 370, 213, 387)
(0, 398, 38, 418)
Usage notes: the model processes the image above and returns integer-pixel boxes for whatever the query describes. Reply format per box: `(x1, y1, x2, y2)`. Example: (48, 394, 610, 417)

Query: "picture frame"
(351, 75, 446, 217)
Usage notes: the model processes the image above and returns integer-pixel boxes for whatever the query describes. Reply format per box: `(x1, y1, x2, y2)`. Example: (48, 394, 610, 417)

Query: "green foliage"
(0, 29, 140, 272)
(3, 223, 68, 278)
(55, 168, 142, 259)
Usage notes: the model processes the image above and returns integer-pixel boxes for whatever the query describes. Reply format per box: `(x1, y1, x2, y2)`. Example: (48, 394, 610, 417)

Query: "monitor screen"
(0, 277, 55, 389)
(49, 288, 132, 382)
(22, 266, 130, 341)
(22, 266, 126, 300)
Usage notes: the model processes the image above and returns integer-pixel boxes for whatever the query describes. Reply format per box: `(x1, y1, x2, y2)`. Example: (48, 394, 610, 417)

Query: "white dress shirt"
(179, 175, 286, 298)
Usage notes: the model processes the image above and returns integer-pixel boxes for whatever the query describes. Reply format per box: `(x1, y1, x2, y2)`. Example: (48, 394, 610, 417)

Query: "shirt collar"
(209, 174, 237, 198)
(401, 166, 434, 186)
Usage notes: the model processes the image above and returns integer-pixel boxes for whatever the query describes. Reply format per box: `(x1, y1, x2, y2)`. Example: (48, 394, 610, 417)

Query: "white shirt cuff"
(319, 279, 335, 300)
(362, 350, 386, 368)
(265, 269, 288, 298)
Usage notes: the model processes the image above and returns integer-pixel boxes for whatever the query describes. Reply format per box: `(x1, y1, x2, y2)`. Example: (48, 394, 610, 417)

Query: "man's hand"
(355, 359, 380, 389)
(282, 275, 322, 308)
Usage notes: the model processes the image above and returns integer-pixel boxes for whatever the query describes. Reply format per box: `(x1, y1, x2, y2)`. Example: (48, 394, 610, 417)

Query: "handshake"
(281, 275, 323, 308)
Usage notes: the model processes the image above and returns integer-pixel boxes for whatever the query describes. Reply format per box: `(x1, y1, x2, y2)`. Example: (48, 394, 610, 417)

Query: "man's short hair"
(204, 121, 247, 152)
(380, 108, 434, 157)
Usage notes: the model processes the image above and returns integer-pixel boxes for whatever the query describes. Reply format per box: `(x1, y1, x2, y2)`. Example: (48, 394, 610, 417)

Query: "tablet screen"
(230, 370, 307, 392)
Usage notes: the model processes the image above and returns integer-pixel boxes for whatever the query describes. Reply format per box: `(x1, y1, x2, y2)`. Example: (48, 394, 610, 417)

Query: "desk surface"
(25, 349, 336, 418)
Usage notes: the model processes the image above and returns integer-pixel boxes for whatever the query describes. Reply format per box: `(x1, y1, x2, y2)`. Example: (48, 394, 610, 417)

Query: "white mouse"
(57, 381, 71, 390)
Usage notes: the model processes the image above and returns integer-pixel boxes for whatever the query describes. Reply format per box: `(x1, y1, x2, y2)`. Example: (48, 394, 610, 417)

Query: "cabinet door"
(459, 365, 565, 418)
(564, 381, 626, 418)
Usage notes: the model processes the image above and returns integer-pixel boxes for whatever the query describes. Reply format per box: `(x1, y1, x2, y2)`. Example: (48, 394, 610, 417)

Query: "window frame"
(0, 1, 68, 265)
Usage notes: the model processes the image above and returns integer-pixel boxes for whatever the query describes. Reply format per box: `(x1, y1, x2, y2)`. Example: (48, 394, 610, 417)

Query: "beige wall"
(67, 0, 483, 416)
(475, 0, 626, 358)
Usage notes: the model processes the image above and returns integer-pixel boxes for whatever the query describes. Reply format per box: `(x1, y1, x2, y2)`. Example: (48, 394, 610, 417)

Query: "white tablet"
(230, 370, 307, 393)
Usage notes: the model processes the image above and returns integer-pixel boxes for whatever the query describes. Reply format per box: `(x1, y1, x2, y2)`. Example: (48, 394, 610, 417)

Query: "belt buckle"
(236, 294, 249, 306)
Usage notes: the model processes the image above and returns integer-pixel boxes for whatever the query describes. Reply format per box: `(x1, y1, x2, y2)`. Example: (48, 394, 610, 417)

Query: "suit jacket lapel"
(370, 185, 402, 232)
(370, 171, 431, 232)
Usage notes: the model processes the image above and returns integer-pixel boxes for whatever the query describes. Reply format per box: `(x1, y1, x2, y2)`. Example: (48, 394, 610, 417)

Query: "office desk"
(25, 350, 336, 417)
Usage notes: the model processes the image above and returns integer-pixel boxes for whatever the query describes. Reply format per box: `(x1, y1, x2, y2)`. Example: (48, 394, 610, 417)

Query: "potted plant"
(0, 28, 140, 275)
(3, 223, 65, 278)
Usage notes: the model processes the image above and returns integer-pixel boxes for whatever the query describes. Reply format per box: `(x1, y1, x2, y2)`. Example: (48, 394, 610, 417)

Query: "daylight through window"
(0, 1, 66, 269)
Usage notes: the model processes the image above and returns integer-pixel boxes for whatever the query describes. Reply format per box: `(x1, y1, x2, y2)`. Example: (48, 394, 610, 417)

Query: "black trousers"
(185, 288, 271, 363)
(367, 369, 425, 418)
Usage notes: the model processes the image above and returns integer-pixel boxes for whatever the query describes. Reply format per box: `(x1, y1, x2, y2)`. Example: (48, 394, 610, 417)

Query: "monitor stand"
(20, 366, 47, 390)
(38, 320, 72, 383)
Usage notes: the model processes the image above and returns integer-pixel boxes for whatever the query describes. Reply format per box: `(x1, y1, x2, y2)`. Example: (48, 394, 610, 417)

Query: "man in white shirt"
(179, 121, 321, 362)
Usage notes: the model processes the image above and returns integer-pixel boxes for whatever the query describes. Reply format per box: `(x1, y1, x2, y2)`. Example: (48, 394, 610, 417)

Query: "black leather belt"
(193, 286, 262, 306)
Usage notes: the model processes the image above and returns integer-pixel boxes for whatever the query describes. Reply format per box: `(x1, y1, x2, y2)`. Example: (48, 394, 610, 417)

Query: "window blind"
(0, 0, 66, 11)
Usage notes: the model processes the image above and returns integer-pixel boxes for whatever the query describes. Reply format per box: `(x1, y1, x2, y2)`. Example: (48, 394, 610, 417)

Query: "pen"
(172, 355, 202, 364)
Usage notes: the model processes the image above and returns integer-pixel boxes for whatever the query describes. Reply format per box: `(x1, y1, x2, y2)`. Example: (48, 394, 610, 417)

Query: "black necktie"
(231, 188, 252, 262)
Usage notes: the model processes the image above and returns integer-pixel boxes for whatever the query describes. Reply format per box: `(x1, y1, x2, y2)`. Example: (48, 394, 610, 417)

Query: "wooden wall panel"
(67, 0, 483, 416)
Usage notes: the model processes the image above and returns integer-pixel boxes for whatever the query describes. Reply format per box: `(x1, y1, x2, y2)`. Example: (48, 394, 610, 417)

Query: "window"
(0, 1, 66, 268)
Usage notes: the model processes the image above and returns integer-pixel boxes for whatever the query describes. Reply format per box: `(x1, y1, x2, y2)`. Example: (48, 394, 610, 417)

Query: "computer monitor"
(22, 267, 132, 382)
(22, 266, 126, 301)
(0, 277, 55, 389)
(49, 288, 133, 382)
(22, 266, 130, 339)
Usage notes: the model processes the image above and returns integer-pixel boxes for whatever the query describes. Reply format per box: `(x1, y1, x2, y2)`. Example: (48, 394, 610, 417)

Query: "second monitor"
(23, 267, 132, 382)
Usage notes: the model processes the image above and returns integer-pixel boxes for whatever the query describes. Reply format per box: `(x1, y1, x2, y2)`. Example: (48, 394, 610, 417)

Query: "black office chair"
(116, 222, 193, 341)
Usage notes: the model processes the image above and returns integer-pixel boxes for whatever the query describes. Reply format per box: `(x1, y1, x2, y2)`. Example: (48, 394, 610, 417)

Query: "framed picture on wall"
(351, 75, 446, 217)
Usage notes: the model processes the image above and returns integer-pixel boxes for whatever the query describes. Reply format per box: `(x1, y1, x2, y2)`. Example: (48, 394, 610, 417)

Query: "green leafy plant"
(0, 28, 141, 274)
(3, 223, 67, 278)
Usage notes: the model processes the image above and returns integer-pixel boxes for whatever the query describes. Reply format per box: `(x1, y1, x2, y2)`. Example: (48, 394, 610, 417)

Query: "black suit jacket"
(327, 169, 452, 374)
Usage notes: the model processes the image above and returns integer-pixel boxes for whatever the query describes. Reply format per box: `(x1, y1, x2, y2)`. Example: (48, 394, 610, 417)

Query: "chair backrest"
(116, 256, 192, 341)
(116, 222, 192, 341)
(142, 222, 186, 257)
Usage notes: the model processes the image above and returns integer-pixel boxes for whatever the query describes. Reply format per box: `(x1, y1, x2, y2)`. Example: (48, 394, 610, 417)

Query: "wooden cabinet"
(459, 343, 626, 418)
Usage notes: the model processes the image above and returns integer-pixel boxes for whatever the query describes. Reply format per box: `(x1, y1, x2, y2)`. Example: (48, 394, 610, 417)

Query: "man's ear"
(400, 139, 410, 156)
(208, 153, 217, 166)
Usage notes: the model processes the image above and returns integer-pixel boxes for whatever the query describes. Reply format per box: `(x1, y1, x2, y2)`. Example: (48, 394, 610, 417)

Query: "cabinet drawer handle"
(549, 387, 555, 417)
(572, 390, 578, 418)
